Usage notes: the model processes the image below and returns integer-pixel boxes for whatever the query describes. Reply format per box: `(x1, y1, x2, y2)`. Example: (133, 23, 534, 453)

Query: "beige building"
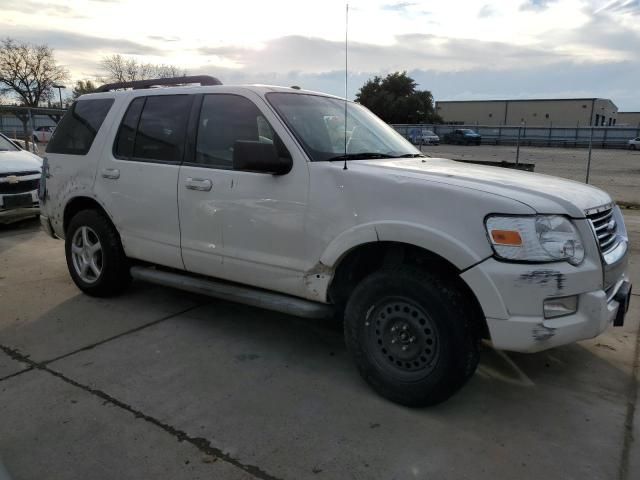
(435, 98, 618, 127)
(617, 112, 640, 127)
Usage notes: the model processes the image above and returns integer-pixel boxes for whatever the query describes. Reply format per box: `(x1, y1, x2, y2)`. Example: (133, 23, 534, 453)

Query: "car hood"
(0, 149, 42, 174)
(463, 133, 480, 137)
(354, 157, 611, 217)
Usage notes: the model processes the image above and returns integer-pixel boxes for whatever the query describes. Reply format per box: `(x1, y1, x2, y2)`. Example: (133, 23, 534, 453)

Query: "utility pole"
(53, 84, 66, 109)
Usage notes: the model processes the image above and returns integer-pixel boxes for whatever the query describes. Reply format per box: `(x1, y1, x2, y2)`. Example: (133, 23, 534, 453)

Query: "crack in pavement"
(0, 367, 33, 383)
(42, 302, 208, 366)
(618, 317, 640, 480)
(0, 343, 283, 480)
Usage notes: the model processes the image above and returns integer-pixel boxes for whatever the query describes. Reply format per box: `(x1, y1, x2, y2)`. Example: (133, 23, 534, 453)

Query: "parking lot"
(421, 144, 640, 206)
(0, 206, 639, 479)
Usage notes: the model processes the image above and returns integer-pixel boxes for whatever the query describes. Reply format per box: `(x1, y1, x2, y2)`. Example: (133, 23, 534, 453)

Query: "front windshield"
(461, 129, 476, 134)
(0, 135, 19, 152)
(266, 92, 422, 162)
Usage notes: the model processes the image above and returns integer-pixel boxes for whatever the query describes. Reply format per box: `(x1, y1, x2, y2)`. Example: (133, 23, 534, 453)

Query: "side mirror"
(233, 140, 292, 175)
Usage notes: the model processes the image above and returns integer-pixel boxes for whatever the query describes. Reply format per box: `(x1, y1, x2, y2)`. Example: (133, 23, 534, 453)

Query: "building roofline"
(618, 111, 640, 114)
(435, 98, 611, 104)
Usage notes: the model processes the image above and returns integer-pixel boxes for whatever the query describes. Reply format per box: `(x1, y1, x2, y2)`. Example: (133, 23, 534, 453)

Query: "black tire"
(344, 267, 479, 407)
(65, 209, 131, 297)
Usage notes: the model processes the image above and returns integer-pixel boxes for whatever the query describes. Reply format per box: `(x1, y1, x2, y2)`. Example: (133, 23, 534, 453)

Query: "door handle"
(101, 168, 120, 179)
(185, 177, 212, 191)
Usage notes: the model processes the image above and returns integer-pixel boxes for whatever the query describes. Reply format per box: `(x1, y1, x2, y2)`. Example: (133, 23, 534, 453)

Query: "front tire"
(344, 267, 479, 407)
(65, 209, 130, 297)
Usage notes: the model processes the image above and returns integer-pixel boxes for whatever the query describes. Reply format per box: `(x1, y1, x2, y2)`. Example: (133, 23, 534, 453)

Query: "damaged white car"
(39, 77, 632, 406)
(0, 133, 42, 224)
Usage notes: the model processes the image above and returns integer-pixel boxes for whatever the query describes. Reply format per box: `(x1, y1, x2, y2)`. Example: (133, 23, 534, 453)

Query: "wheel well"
(63, 197, 112, 235)
(327, 242, 489, 339)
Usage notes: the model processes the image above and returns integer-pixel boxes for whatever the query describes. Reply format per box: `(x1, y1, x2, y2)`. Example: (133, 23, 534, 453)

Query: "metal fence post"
(586, 127, 593, 184)
(516, 126, 521, 165)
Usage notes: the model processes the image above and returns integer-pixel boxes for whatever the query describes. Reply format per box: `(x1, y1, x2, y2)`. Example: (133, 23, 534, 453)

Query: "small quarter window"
(46, 99, 114, 155)
(114, 97, 145, 159)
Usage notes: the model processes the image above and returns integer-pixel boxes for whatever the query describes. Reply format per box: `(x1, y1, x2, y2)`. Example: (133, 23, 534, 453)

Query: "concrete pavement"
(0, 213, 638, 480)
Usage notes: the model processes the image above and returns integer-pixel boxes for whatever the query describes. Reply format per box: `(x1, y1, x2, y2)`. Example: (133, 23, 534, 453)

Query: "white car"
(628, 137, 640, 150)
(40, 78, 632, 406)
(10, 138, 40, 155)
(33, 125, 56, 143)
(0, 133, 42, 223)
(411, 128, 440, 145)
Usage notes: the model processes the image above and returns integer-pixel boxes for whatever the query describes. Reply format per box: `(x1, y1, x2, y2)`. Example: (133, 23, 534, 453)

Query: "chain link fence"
(391, 124, 640, 207)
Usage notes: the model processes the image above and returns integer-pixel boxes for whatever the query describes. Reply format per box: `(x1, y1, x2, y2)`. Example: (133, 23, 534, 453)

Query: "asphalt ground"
(0, 208, 638, 480)
(420, 144, 640, 206)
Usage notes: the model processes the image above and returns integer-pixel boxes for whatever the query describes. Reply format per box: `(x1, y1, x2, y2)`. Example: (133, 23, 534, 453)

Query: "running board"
(130, 266, 334, 319)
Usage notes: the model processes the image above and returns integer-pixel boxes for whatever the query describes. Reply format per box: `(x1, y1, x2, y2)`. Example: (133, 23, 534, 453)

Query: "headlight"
(485, 215, 585, 265)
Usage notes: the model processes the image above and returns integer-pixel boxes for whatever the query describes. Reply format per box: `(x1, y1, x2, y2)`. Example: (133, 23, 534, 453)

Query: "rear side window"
(114, 97, 145, 159)
(47, 99, 114, 155)
(114, 95, 191, 162)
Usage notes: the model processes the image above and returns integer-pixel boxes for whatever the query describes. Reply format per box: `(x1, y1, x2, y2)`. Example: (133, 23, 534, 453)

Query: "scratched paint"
(519, 269, 566, 291)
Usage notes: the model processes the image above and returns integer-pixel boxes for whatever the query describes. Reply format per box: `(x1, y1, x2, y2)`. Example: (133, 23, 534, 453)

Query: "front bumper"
(484, 282, 629, 352)
(0, 206, 40, 224)
(461, 244, 630, 353)
(40, 214, 56, 238)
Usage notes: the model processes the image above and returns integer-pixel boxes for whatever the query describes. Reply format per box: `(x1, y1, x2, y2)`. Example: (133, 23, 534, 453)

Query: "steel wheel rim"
(71, 226, 103, 284)
(367, 297, 440, 377)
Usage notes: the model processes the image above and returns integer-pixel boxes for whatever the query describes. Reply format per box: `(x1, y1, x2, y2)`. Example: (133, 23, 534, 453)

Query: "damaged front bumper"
(461, 245, 631, 353)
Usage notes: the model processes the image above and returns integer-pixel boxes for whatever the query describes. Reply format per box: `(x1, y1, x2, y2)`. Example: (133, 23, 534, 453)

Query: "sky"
(1, 0, 639, 109)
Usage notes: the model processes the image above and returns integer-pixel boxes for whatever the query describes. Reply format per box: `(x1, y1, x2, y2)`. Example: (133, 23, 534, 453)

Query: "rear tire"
(344, 267, 480, 407)
(65, 209, 131, 297)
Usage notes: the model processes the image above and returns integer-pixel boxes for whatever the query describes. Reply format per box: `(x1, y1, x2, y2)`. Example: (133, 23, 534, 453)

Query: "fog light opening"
(544, 295, 578, 319)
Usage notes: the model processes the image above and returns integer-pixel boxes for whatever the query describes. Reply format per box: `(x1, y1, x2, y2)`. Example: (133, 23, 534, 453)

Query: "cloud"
(478, 4, 495, 17)
(595, 0, 640, 15)
(0, 25, 161, 56)
(520, 0, 557, 11)
(0, 0, 84, 18)
(147, 35, 181, 42)
(189, 32, 640, 110)
(381, 2, 417, 12)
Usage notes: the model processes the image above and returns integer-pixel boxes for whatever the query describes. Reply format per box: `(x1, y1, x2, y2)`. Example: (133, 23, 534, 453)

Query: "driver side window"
(195, 94, 280, 169)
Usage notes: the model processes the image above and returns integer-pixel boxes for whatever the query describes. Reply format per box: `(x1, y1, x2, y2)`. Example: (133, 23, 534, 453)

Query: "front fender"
(319, 221, 489, 270)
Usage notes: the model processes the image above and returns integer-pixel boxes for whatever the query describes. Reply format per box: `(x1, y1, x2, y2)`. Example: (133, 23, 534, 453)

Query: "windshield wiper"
(392, 153, 426, 158)
(327, 152, 397, 161)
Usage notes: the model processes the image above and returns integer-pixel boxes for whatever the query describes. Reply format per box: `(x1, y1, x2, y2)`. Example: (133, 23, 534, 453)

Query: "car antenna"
(343, 2, 349, 171)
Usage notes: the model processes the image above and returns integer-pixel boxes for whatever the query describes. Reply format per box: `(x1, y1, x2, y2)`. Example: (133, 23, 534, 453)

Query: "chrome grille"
(0, 178, 39, 194)
(587, 206, 618, 253)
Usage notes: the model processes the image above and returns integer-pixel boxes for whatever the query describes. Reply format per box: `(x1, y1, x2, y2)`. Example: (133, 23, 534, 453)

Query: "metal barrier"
(393, 124, 640, 149)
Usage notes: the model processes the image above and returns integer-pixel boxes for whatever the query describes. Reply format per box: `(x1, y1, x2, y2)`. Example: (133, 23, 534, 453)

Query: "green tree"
(355, 72, 441, 124)
(72, 79, 99, 99)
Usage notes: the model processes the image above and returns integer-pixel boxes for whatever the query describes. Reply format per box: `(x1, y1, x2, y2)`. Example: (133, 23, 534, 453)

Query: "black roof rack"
(95, 75, 222, 93)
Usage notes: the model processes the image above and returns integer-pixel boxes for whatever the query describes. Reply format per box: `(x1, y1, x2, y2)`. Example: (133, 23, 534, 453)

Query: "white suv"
(39, 77, 632, 406)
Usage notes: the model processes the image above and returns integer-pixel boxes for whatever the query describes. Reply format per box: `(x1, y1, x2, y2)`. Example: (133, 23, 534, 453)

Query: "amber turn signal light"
(490, 229, 523, 246)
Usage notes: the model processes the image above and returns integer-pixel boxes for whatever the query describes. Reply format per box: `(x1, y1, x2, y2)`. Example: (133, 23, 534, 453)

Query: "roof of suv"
(81, 84, 344, 101)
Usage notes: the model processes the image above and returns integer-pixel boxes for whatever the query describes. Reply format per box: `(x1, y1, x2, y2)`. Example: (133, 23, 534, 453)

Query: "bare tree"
(100, 54, 186, 83)
(0, 38, 69, 107)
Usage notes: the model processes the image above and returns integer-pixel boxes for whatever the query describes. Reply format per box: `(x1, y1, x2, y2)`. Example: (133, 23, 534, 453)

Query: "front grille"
(587, 206, 618, 253)
(0, 170, 40, 178)
(0, 178, 39, 194)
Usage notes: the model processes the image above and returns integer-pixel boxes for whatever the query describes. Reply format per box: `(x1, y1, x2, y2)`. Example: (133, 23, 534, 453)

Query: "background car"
(409, 128, 440, 145)
(32, 125, 55, 143)
(444, 128, 482, 145)
(10, 138, 40, 155)
(628, 137, 640, 150)
(0, 132, 42, 224)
